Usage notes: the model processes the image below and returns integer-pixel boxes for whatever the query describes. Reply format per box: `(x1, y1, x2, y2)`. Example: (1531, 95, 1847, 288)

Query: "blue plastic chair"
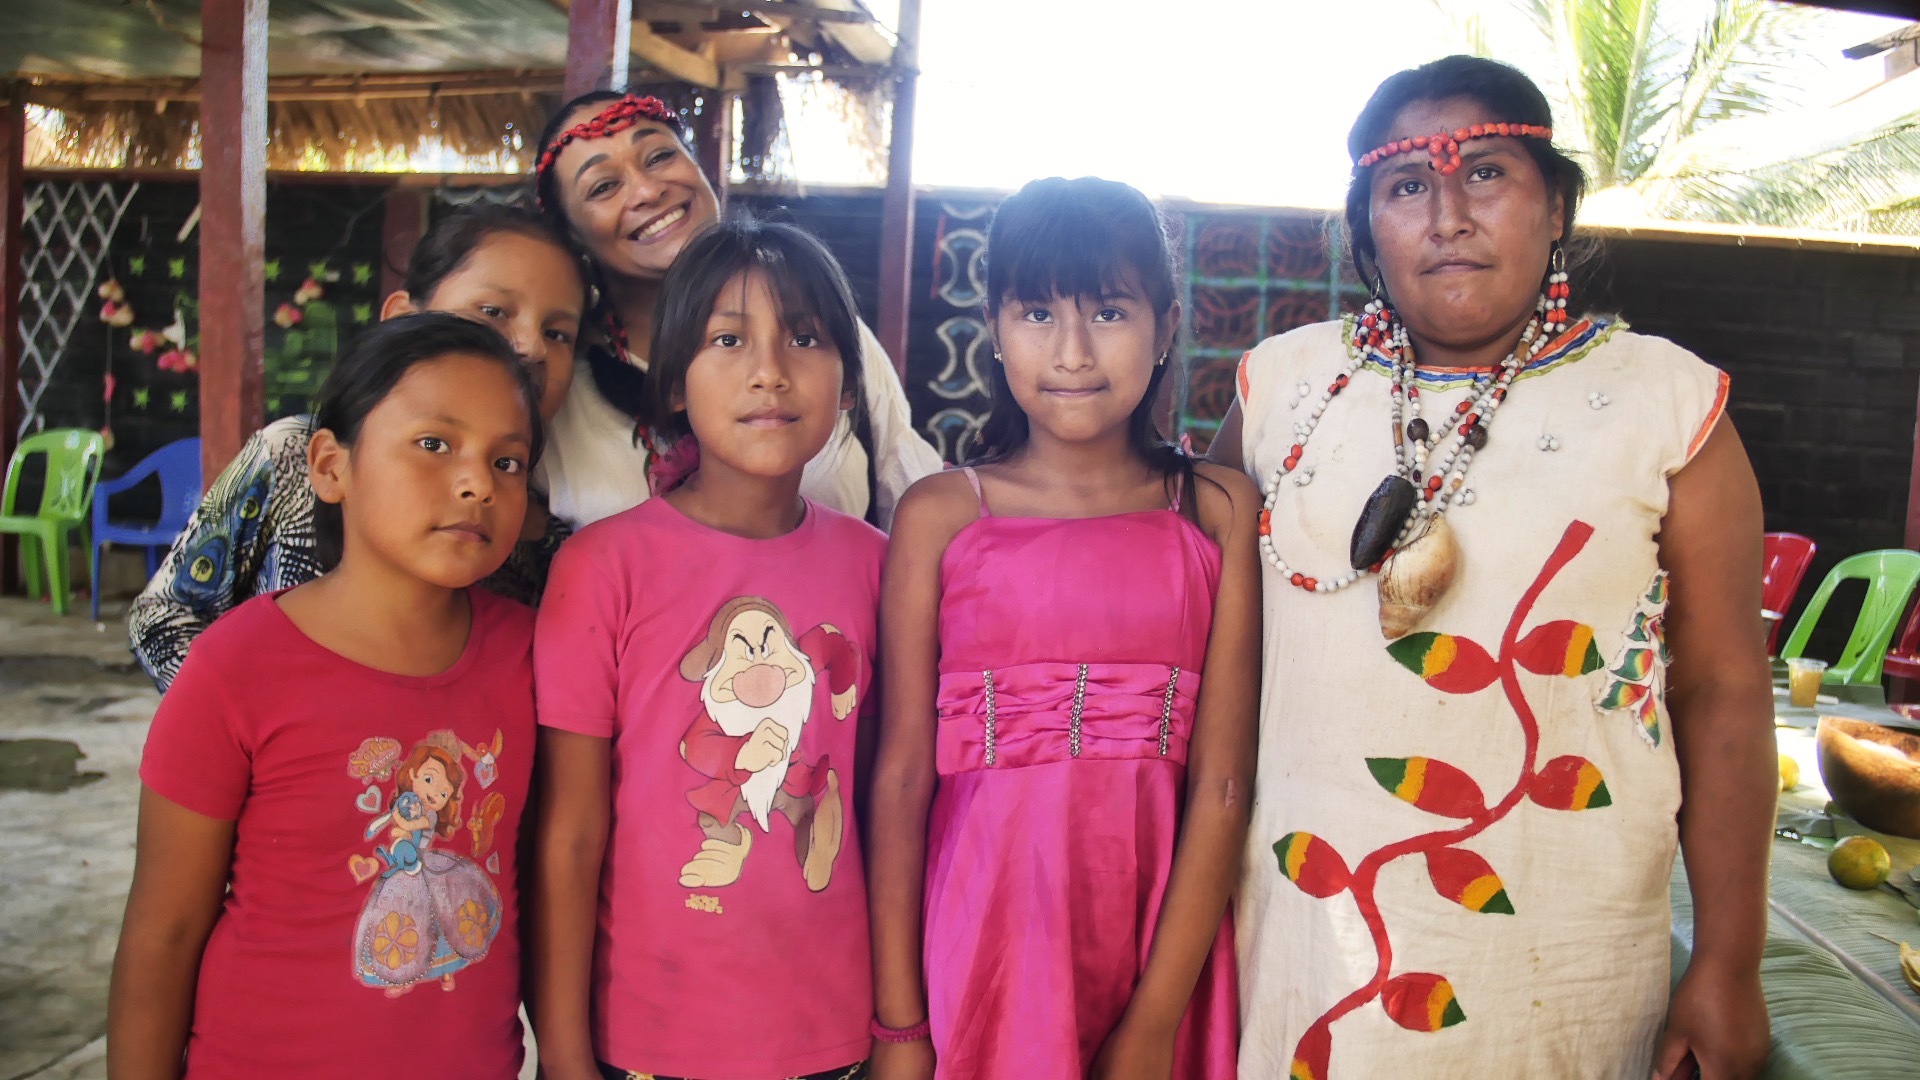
(90, 437, 202, 621)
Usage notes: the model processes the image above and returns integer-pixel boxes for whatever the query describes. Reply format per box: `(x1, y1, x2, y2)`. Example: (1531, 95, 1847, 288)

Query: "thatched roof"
(10, 0, 898, 176)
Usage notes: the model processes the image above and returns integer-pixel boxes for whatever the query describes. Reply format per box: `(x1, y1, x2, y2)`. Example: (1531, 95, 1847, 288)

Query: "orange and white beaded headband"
(1355, 122, 1554, 176)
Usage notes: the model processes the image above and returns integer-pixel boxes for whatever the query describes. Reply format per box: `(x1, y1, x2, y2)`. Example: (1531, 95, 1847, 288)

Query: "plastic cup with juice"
(1786, 657, 1828, 708)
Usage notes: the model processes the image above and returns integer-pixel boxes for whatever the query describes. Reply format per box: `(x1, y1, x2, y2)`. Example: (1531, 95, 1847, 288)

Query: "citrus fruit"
(1778, 752, 1800, 792)
(1828, 836, 1892, 890)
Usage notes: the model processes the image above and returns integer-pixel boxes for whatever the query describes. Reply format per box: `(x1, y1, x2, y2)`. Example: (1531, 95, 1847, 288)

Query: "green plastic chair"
(0, 428, 106, 615)
(1779, 549, 1920, 688)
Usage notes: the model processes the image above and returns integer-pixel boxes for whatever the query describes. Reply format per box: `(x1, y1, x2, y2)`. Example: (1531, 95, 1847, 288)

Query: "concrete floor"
(0, 595, 155, 1080)
(0, 593, 541, 1080)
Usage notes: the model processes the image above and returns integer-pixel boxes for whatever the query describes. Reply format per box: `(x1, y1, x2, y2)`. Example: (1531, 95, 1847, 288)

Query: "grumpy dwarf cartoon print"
(345, 729, 506, 994)
(677, 596, 860, 893)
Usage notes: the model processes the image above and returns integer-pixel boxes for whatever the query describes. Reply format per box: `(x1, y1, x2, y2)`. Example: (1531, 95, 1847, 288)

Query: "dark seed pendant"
(1350, 475, 1418, 570)
(1406, 418, 1429, 445)
(1465, 425, 1488, 451)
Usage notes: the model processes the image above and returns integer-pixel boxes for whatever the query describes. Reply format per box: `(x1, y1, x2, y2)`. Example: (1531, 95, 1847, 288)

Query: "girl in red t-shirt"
(531, 217, 886, 1080)
(109, 313, 549, 1079)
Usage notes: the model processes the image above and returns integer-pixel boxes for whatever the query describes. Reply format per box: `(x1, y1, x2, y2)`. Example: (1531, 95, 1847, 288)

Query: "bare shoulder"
(889, 469, 982, 555)
(1191, 461, 1260, 542)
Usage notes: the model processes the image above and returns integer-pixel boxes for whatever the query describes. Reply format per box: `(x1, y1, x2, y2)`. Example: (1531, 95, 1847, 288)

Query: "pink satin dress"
(923, 469, 1239, 1079)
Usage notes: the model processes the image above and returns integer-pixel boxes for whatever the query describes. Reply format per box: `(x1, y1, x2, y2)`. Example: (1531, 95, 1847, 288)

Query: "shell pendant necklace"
(1258, 300, 1551, 637)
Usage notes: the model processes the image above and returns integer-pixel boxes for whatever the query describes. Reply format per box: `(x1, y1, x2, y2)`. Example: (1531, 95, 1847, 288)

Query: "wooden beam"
(696, 92, 733, 202)
(0, 84, 24, 594)
(37, 72, 568, 104)
(380, 187, 429, 300)
(198, 0, 268, 481)
(631, 24, 723, 88)
(875, 0, 921, 377)
(565, 0, 632, 99)
(637, 0, 873, 23)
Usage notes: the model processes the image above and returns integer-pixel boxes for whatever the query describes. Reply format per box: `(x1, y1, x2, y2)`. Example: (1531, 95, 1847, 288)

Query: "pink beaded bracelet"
(871, 1016, 931, 1043)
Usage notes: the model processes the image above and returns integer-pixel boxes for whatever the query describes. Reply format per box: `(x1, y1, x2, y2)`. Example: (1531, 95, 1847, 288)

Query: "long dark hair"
(972, 176, 1192, 500)
(401, 204, 578, 307)
(310, 313, 545, 570)
(1343, 55, 1588, 288)
(645, 213, 878, 522)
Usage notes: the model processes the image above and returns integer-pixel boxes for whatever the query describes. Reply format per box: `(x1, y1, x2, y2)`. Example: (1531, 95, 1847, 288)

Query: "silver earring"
(1157, 352, 1169, 367)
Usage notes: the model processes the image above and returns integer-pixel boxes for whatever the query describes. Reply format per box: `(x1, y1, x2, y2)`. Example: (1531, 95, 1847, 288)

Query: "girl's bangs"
(998, 212, 1144, 308)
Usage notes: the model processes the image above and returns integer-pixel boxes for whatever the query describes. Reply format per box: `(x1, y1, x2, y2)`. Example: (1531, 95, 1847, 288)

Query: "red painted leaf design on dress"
(1513, 620, 1604, 677)
(1385, 632, 1499, 693)
(1274, 832, 1352, 898)
(1367, 756, 1488, 818)
(1528, 755, 1613, 810)
(1290, 1021, 1332, 1080)
(1426, 845, 1514, 914)
(1381, 972, 1467, 1031)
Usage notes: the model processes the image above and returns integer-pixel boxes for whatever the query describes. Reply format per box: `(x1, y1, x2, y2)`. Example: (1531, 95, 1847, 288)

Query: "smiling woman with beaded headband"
(530, 90, 941, 529)
(1213, 56, 1773, 1080)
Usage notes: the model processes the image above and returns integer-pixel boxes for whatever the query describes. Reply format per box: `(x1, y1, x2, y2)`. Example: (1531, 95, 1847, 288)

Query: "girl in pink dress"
(867, 177, 1259, 1080)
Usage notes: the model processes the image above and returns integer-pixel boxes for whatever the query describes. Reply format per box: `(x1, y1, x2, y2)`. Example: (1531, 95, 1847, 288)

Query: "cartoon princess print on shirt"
(345, 730, 506, 995)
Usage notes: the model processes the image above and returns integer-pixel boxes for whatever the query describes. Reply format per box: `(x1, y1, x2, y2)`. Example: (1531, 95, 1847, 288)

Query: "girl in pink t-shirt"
(108, 313, 550, 1079)
(532, 217, 886, 1080)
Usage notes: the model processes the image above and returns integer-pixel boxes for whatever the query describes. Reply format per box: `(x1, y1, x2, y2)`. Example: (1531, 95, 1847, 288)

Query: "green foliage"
(1453, 0, 1920, 233)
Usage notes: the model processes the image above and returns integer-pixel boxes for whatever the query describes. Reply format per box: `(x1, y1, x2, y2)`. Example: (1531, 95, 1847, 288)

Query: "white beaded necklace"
(1256, 296, 1557, 593)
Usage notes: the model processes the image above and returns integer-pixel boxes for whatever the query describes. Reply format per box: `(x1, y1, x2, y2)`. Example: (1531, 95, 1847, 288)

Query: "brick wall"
(30, 177, 388, 517)
(1585, 238, 1920, 646)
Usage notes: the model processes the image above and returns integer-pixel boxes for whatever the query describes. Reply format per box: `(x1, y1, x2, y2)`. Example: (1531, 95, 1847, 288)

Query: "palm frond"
(1666, 0, 1814, 143)
(1636, 113, 1920, 230)
(1512, 0, 1680, 185)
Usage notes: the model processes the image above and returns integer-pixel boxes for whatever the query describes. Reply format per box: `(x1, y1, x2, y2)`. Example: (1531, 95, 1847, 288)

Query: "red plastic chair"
(1762, 532, 1816, 656)
(1884, 596, 1920, 717)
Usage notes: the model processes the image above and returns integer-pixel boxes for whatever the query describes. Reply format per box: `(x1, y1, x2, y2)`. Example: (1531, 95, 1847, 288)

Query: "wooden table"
(1768, 687, 1920, 1025)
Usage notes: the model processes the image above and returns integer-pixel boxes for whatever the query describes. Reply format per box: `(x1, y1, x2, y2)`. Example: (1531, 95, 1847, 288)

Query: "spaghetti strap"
(963, 466, 991, 517)
(1169, 472, 1184, 514)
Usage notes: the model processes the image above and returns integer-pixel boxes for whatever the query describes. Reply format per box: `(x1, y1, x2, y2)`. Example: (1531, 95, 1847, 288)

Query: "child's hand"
(1090, 1018, 1175, 1080)
(1652, 961, 1769, 1080)
(869, 1037, 935, 1080)
(735, 718, 790, 773)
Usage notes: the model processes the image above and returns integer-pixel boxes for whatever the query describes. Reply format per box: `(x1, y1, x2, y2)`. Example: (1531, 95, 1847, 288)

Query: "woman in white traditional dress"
(1213, 56, 1774, 1080)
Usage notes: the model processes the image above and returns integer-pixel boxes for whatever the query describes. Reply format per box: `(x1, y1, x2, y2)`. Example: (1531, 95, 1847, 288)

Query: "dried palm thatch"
(23, 62, 892, 182)
(25, 76, 567, 173)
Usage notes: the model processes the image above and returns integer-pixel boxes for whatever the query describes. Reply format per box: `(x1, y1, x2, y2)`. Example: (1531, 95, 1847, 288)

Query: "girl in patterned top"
(128, 205, 587, 690)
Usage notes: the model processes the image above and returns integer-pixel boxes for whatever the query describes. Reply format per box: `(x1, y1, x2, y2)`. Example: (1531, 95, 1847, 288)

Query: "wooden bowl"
(1816, 716, 1920, 839)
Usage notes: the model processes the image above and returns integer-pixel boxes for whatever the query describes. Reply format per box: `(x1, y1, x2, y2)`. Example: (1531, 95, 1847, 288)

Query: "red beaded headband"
(1355, 123, 1554, 176)
(535, 94, 683, 184)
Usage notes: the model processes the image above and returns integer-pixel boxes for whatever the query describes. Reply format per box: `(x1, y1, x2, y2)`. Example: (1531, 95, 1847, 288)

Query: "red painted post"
(565, 0, 632, 100)
(379, 187, 428, 300)
(875, 0, 922, 378)
(198, 0, 268, 481)
(0, 84, 23, 593)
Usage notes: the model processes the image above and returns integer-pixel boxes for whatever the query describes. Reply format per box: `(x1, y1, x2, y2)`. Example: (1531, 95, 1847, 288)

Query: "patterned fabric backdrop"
(1175, 209, 1368, 451)
(916, 199, 995, 462)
